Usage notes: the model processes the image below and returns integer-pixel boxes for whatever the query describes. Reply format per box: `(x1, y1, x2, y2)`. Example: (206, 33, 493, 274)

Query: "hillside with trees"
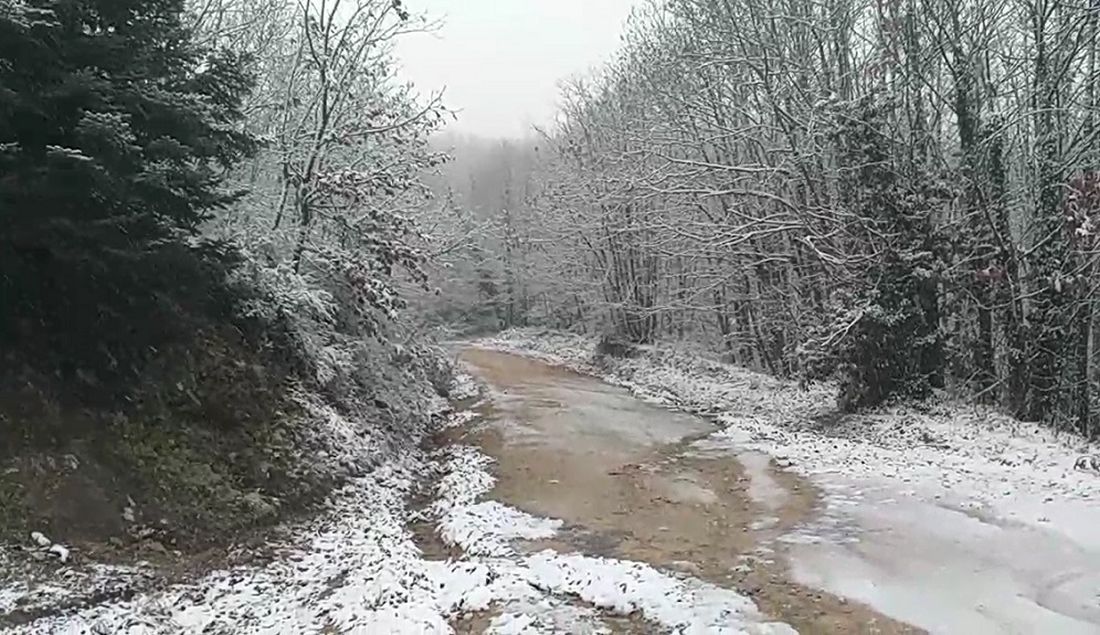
(0, 0, 450, 558)
(5, 1, 1100, 632)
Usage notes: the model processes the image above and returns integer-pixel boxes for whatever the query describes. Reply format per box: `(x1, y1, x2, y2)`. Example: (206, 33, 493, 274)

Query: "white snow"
(782, 475, 1100, 634)
(488, 612, 539, 634)
(699, 413, 1100, 549)
(486, 603, 611, 634)
(449, 369, 482, 401)
(523, 551, 795, 635)
(0, 559, 153, 622)
(8, 459, 460, 634)
(734, 452, 788, 516)
(46, 544, 69, 563)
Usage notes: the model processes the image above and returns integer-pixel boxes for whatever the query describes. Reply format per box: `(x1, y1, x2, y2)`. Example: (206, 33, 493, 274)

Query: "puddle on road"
(457, 348, 919, 634)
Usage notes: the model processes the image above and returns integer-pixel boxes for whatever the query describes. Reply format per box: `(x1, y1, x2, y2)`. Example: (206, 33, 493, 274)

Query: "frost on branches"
(197, 0, 448, 368)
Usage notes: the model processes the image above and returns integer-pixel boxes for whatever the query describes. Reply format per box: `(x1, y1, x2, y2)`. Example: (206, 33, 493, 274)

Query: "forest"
(426, 0, 1100, 438)
(4, 1, 1100, 632)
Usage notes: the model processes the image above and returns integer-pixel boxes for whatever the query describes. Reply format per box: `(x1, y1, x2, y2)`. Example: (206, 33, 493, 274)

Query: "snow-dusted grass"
(0, 393, 457, 634)
(430, 445, 562, 557)
(0, 558, 153, 620)
(7, 457, 462, 633)
(4, 452, 528, 633)
(479, 328, 1100, 540)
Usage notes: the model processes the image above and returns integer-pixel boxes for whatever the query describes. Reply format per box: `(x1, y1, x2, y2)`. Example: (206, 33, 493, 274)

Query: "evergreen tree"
(0, 0, 256, 387)
(830, 95, 945, 411)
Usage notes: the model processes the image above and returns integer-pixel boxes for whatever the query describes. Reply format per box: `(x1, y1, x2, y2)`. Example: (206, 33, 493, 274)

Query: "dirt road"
(457, 348, 916, 634)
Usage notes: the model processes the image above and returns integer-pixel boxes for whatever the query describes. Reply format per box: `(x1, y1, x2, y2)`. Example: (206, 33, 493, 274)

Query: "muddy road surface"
(457, 348, 916, 634)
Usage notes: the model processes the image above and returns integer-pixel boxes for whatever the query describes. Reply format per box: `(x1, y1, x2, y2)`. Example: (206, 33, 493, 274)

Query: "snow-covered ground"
(0, 373, 795, 634)
(479, 328, 1100, 633)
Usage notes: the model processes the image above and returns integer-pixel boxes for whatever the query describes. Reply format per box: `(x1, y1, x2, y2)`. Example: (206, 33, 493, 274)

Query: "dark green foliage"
(595, 332, 639, 359)
(827, 95, 945, 411)
(0, 0, 258, 394)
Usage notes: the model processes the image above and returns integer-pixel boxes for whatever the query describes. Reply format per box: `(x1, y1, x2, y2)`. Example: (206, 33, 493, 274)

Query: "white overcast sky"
(394, 0, 640, 139)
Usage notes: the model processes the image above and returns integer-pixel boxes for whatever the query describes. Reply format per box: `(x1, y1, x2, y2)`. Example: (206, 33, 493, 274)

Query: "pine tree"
(830, 94, 944, 410)
(0, 0, 256, 387)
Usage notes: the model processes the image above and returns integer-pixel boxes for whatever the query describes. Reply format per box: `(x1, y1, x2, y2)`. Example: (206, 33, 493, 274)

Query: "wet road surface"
(458, 348, 916, 634)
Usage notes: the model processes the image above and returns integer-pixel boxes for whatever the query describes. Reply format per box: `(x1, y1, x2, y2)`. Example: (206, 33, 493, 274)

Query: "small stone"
(241, 492, 277, 519)
(669, 560, 702, 576)
(48, 544, 70, 563)
(143, 540, 169, 555)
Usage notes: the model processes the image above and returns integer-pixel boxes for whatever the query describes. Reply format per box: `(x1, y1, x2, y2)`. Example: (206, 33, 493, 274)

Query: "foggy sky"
(395, 0, 640, 140)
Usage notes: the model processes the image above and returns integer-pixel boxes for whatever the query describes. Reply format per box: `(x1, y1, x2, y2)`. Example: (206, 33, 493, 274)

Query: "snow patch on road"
(486, 603, 611, 634)
(524, 551, 795, 635)
(426, 437, 795, 634)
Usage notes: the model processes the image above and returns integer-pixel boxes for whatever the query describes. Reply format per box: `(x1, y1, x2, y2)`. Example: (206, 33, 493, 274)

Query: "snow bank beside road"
(7, 457, 458, 634)
(478, 329, 1100, 541)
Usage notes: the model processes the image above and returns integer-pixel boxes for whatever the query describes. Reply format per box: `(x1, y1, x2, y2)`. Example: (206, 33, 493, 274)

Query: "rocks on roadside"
(241, 492, 278, 519)
(141, 540, 169, 556)
(48, 544, 70, 563)
(1074, 455, 1100, 476)
(27, 531, 71, 563)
